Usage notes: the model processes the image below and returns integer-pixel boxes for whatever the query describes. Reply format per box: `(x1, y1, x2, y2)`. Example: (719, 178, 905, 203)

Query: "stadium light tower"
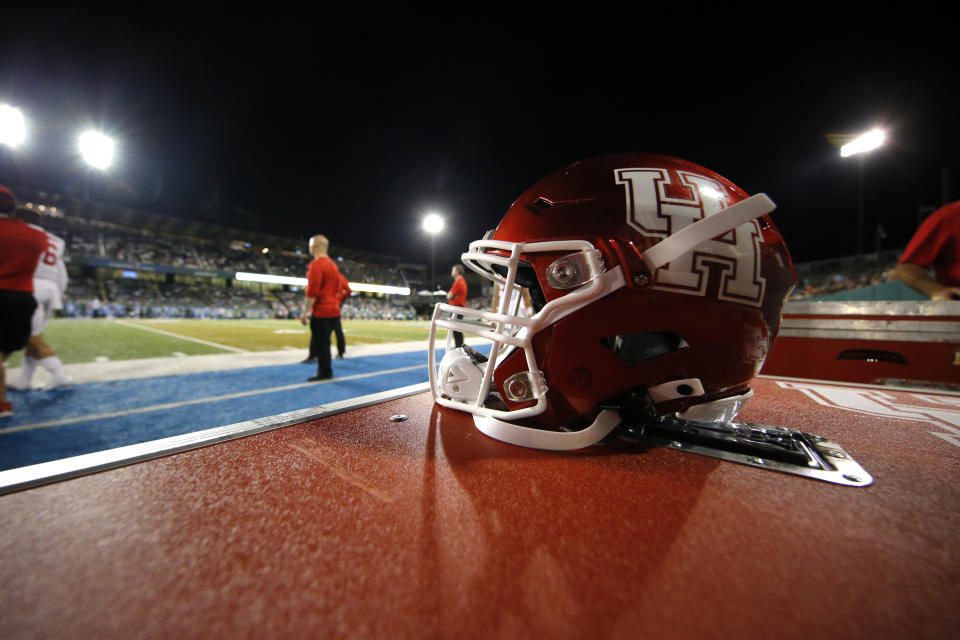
(840, 129, 885, 158)
(422, 212, 444, 290)
(840, 128, 886, 254)
(78, 130, 115, 170)
(0, 104, 27, 148)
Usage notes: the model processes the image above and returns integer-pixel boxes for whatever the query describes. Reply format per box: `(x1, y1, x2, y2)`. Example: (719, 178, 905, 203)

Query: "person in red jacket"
(305, 271, 350, 363)
(447, 264, 468, 348)
(300, 234, 342, 381)
(891, 200, 960, 300)
(0, 185, 48, 417)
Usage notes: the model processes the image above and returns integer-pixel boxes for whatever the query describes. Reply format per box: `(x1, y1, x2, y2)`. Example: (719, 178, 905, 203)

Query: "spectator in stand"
(0, 185, 48, 418)
(447, 264, 468, 348)
(891, 200, 960, 301)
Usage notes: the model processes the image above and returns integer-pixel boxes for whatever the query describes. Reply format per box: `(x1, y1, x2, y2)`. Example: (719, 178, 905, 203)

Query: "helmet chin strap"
(642, 193, 776, 270)
(474, 409, 622, 451)
(472, 378, 710, 451)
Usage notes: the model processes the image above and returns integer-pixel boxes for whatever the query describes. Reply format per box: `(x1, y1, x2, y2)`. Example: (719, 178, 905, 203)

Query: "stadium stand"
(12, 188, 925, 317)
(12, 192, 428, 320)
(790, 249, 926, 301)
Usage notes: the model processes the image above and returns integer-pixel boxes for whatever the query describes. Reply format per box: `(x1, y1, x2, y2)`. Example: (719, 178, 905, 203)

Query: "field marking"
(0, 364, 426, 434)
(115, 320, 247, 353)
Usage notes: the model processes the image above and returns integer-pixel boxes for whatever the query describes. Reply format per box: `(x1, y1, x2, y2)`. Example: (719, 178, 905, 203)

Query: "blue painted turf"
(0, 347, 470, 471)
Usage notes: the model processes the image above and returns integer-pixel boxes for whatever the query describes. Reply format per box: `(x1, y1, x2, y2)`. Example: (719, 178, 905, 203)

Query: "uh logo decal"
(615, 167, 766, 307)
(778, 381, 960, 450)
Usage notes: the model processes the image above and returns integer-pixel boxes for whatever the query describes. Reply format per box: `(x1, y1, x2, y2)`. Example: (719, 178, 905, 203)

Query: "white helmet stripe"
(642, 193, 776, 270)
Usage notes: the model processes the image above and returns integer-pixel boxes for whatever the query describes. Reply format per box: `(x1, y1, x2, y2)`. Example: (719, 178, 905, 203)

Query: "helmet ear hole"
(533, 197, 555, 210)
(601, 332, 688, 364)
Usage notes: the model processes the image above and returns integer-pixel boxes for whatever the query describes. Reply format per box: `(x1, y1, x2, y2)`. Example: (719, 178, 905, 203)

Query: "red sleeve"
(0, 219, 48, 291)
(450, 277, 468, 305)
(899, 202, 960, 287)
(310, 259, 343, 317)
(305, 260, 324, 298)
(900, 218, 942, 268)
(900, 203, 959, 265)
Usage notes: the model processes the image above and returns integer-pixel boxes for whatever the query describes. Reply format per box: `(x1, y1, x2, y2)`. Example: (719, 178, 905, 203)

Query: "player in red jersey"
(8, 224, 75, 390)
(0, 185, 48, 417)
(300, 235, 343, 381)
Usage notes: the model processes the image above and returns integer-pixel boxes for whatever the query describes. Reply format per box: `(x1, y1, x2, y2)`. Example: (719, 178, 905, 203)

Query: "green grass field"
(4, 318, 437, 367)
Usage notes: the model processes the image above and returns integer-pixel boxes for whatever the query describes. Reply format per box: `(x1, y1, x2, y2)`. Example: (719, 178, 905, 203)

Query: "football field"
(4, 318, 437, 368)
(1, 317, 458, 471)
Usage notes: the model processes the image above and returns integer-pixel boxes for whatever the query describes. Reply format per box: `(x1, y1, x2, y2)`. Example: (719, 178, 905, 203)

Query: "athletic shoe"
(336, 353, 345, 359)
(301, 357, 317, 364)
(307, 372, 333, 382)
(42, 374, 76, 390)
(0, 401, 12, 418)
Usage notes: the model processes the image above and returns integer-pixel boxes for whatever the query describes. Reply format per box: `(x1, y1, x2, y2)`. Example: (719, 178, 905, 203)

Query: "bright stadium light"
(235, 272, 410, 295)
(236, 272, 307, 286)
(839, 127, 887, 254)
(422, 212, 444, 234)
(840, 128, 885, 158)
(0, 104, 27, 148)
(348, 283, 411, 295)
(422, 212, 445, 290)
(78, 130, 115, 169)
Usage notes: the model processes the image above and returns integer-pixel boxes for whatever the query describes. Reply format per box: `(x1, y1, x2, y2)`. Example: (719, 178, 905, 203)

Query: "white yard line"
(1, 364, 426, 434)
(115, 320, 248, 353)
(4, 337, 482, 385)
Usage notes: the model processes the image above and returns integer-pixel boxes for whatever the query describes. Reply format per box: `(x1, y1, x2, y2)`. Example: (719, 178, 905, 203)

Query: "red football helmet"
(429, 153, 796, 450)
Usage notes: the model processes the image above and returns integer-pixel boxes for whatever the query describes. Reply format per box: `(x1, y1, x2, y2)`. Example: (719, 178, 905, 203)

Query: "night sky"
(1, 7, 958, 270)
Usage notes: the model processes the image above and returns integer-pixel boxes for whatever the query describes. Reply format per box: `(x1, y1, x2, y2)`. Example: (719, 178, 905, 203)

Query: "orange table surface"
(1, 377, 958, 639)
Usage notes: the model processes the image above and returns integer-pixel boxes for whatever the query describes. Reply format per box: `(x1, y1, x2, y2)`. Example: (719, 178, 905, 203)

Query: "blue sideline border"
(0, 381, 431, 496)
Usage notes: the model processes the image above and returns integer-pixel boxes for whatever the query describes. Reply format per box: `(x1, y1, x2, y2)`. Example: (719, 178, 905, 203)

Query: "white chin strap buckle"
(437, 347, 486, 402)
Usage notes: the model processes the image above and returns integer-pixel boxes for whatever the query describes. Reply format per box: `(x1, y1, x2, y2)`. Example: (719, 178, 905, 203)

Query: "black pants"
(309, 316, 337, 377)
(452, 311, 464, 348)
(0, 290, 37, 354)
(333, 316, 345, 356)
